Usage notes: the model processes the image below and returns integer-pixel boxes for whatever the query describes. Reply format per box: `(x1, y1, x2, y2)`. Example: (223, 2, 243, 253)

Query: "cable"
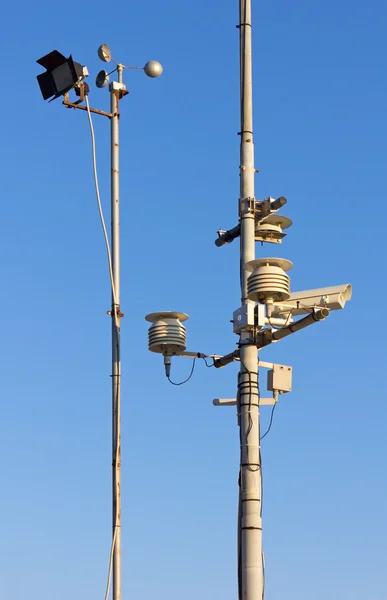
(103, 526, 117, 600)
(266, 307, 295, 330)
(266, 317, 282, 330)
(284, 309, 294, 327)
(202, 357, 215, 368)
(168, 358, 196, 385)
(85, 95, 118, 308)
(85, 95, 121, 600)
(260, 403, 277, 440)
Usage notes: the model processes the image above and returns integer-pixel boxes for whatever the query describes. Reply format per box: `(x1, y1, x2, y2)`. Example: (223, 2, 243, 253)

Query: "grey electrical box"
(233, 304, 255, 334)
(267, 364, 292, 393)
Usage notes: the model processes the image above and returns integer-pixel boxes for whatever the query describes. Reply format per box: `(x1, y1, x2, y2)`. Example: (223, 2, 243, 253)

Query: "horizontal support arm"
(63, 97, 114, 119)
(257, 308, 329, 348)
(180, 351, 210, 358)
(215, 224, 241, 247)
(213, 396, 277, 407)
(213, 349, 240, 368)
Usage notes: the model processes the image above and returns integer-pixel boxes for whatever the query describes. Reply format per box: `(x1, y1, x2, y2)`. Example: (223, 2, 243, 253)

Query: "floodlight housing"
(36, 50, 88, 102)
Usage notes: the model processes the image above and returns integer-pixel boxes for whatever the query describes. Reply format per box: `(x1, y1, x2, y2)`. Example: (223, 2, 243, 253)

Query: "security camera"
(272, 283, 352, 317)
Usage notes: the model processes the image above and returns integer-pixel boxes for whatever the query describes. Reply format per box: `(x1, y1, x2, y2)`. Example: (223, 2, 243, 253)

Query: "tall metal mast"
(237, 0, 263, 598)
(107, 57, 162, 600)
(110, 66, 123, 600)
(143, 4, 352, 597)
(35, 45, 163, 600)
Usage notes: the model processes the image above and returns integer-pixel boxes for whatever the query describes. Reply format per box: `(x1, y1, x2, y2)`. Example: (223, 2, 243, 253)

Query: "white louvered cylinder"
(145, 311, 188, 355)
(245, 258, 293, 304)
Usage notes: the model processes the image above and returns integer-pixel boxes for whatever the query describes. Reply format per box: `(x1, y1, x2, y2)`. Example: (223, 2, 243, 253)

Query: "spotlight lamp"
(36, 50, 89, 102)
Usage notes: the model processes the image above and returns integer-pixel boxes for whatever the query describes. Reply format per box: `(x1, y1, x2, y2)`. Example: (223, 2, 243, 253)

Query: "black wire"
(266, 317, 282, 330)
(260, 403, 277, 440)
(237, 360, 260, 473)
(266, 307, 295, 330)
(203, 357, 215, 368)
(238, 354, 251, 373)
(168, 358, 196, 386)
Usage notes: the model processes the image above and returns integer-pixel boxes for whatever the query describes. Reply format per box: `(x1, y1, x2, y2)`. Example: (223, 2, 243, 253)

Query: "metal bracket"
(255, 197, 271, 218)
(72, 82, 87, 104)
(213, 362, 291, 407)
(239, 197, 256, 216)
(107, 309, 125, 318)
(233, 304, 256, 334)
(213, 396, 278, 407)
(63, 93, 115, 118)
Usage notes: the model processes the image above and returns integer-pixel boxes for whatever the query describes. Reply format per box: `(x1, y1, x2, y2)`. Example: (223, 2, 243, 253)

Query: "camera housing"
(272, 283, 352, 317)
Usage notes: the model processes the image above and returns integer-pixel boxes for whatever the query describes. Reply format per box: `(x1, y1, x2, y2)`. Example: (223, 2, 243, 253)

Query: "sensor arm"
(213, 349, 241, 368)
(215, 224, 241, 247)
(213, 308, 329, 366)
(180, 351, 211, 359)
(215, 197, 288, 247)
(154, 308, 329, 372)
(257, 308, 329, 348)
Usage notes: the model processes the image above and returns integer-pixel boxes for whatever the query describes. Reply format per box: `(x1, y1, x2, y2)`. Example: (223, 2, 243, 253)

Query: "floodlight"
(144, 60, 163, 78)
(36, 50, 88, 102)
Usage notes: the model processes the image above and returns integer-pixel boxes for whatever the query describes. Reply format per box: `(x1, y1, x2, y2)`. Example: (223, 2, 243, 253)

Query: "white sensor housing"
(245, 258, 293, 316)
(145, 311, 188, 355)
(255, 214, 292, 244)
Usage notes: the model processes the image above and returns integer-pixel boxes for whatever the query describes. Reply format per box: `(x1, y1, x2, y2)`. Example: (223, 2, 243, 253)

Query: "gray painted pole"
(237, 0, 263, 598)
(111, 71, 122, 600)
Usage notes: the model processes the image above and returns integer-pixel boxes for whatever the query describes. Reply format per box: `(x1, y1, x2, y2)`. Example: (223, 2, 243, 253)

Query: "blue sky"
(0, 1, 386, 599)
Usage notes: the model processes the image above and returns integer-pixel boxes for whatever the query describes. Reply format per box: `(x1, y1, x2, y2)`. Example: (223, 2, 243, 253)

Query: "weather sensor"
(146, 311, 188, 355)
(96, 70, 109, 88)
(246, 257, 293, 316)
(255, 214, 292, 244)
(144, 60, 163, 78)
(98, 44, 112, 63)
(146, 312, 189, 378)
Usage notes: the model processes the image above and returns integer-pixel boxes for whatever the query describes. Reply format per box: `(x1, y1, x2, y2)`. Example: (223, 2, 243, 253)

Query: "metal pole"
(111, 67, 122, 600)
(237, 1, 263, 598)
